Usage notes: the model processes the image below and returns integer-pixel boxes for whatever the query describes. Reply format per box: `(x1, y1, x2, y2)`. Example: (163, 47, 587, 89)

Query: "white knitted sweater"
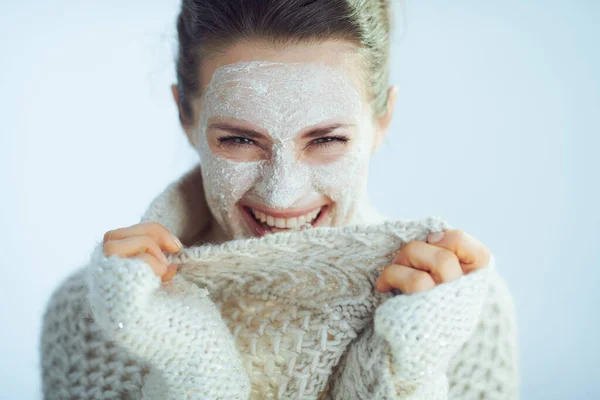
(41, 165, 519, 399)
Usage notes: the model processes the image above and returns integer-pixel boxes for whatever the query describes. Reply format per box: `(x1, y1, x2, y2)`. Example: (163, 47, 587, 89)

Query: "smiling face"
(177, 41, 395, 239)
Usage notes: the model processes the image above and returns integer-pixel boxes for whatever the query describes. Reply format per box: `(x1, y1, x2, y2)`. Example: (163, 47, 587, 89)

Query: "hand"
(375, 229, 491, 294)
(91, 223, 251, 398)
(103, 222, 183, 282)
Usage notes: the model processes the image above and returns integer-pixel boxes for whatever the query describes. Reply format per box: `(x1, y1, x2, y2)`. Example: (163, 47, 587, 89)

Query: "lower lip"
(240, 205, 329, 237)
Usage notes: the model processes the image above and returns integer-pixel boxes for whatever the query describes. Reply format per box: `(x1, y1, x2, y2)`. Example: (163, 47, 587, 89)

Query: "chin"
(237, 201, 333, 237)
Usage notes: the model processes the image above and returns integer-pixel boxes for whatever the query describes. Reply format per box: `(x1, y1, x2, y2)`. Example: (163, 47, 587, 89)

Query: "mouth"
(240, 204, 329, 236)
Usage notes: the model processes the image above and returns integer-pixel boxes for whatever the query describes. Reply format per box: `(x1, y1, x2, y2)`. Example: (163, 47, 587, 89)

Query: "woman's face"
(179, 41, 394, 239)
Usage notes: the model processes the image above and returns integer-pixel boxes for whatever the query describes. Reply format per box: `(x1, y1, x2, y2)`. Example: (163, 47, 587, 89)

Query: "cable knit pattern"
(326, 260, 495, 399)
(40, 165, 519, 399)
(86, 244, 250, 399)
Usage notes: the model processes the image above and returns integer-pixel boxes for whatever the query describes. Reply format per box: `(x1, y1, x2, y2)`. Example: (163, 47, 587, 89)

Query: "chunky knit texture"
(41, 165, 519, 399)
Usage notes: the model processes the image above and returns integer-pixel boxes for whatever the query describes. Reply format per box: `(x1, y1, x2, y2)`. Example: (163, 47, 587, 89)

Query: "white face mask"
(193, 61, 376, 239)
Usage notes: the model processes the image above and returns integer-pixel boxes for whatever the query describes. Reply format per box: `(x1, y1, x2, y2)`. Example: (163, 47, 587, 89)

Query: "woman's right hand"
(90, 222, 251, 399)
(102, 222, 183, 282)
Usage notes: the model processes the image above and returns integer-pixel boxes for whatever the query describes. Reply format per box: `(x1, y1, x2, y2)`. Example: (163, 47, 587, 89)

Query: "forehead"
(200, 61, 363, 132)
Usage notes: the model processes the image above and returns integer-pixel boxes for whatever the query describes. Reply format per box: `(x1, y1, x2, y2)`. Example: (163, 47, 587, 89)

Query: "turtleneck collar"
(139, 163, 389, 246)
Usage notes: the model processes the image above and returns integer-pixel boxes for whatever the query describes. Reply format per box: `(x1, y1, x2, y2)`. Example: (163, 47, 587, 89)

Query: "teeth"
(254, 210, 267, 222)
(250, 207, 321, 229)
(285, 217, 297, 228)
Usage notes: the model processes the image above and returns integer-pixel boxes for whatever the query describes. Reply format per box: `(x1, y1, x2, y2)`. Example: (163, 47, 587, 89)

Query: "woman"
(41, 0, 519, 399)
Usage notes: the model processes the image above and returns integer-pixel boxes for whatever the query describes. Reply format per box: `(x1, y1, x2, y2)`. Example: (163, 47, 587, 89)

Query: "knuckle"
(452, 229, 465, 242)
(147, 222, 169, 236)
(408, 271, 433, 292)
(103, 230, 114, 243)
(444, 229, 464, 247)
(103, 241, 115, 256)
(138, 234, 153, 247)
(148, 237, 163, 252)
(435, 249, 457, 268)
(403, 241, 419, 253)
(396, 241, 417, 262)
(147, 222, 173, 245)
(379, 266, 394, 282)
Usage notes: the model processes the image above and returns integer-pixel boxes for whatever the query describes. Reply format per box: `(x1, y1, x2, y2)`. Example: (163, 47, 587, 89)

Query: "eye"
(309, 136, 349, 149)
(218, 136, 257, 148)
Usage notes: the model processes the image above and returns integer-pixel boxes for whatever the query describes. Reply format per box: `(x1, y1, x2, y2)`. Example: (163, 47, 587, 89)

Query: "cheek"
(304, 145, 349, 165)
(311, 131, 374, 198)
(311, 152, 370, 199)
(203, 157, 263, 208)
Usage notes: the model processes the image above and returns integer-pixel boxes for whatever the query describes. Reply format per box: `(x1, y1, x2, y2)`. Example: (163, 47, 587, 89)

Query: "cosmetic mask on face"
(193, 61, 376, 239)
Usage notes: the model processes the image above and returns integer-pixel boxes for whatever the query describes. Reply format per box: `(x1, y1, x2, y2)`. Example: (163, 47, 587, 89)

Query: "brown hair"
(175, 0, 391, 124)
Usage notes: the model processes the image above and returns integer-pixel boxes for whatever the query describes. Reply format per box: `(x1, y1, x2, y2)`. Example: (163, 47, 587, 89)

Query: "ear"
(171, 84, 196, 146)
(372, 85, 398, 153)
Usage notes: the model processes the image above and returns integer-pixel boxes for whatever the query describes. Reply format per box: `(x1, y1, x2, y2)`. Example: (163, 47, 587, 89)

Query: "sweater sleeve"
(86, 242, 251, 400)
(446, 263, 519, 399)
(326, 255, 517, 399)
(41, 267, 149, 399)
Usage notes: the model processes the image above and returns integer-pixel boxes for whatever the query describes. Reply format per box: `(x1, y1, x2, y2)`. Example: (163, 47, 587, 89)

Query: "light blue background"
(1, 1, 598, 398)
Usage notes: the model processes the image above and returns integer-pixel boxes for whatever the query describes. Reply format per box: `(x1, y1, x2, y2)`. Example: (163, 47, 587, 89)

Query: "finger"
(426, 229, 491, 273)
(375, 264, 436, 294)
(393, 241, 463, 284)
(103, 236, 170, 265)
(161, 264, 178, 283)
(104, 222, 183, 253)
(134, 253, 168, 277)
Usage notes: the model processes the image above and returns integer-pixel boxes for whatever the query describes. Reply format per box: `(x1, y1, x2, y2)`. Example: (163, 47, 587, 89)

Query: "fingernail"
(427, 231, 445, 244)
(171, 234, 183, 249)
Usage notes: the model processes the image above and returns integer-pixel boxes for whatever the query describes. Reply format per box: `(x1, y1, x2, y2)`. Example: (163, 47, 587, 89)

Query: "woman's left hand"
(375, 229, 491, 294)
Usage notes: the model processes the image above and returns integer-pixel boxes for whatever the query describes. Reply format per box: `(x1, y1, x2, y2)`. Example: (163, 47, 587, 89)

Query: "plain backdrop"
(1, 0, 598, 398)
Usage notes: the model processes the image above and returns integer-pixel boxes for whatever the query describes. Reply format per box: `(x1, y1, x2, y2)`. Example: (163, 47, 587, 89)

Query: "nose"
(252, 148, 311, 209)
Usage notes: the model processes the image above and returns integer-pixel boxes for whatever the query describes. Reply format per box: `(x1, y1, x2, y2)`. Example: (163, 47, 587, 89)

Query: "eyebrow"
(207, 123, 266, 139)
(207, 122, 353, 139)
(302, 124, 353, 138)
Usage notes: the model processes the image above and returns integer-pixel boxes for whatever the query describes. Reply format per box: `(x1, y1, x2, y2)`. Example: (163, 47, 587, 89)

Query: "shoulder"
(42, 268, 90, 346)
(41, 268, 148, 399)
(44, 267, 88, 314)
